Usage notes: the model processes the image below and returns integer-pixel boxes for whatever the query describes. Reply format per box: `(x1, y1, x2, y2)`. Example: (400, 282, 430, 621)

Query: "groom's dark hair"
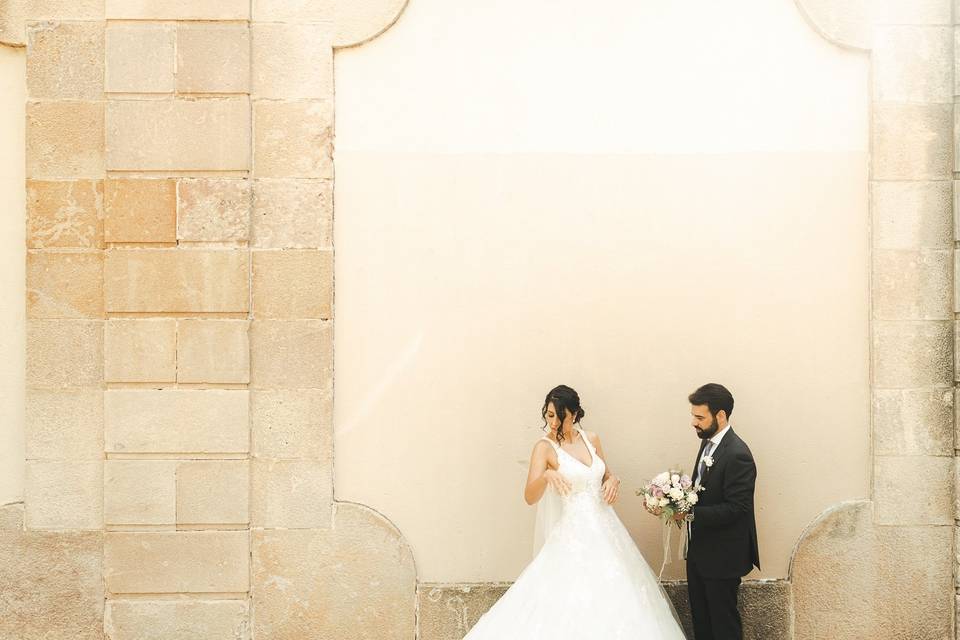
(688, 383, 734, 419)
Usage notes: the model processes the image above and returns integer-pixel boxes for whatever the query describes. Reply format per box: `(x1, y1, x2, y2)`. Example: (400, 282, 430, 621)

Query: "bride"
(463, 385, 688, 639)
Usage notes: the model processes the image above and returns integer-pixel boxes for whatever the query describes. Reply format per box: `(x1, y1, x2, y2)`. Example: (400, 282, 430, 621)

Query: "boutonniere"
(703, 455, 715, 469)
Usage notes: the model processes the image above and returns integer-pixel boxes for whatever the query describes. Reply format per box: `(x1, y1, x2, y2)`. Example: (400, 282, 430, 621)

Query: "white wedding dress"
(463, 428, 688, 639)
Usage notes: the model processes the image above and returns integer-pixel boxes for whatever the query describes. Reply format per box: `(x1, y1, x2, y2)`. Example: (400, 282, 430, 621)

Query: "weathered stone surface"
(0, 502, 24, 530)
(106, 0, 250, 19)
(251, 179, 332, 249)
(252, 502, 416, 639)
(252, 24, 332, 100)
(873, 320, 952, 387)
(178, 178, 251, 242)
(25, 460, 102, 529)
(418, 583, 510, 640)
(177, 23, 250, 94)
(873, 0, 952, 25)
(27, 21, 103, 100)
(873, 249, 951, 320)
(105, 600, 250, 640)
(875, 455, 953, 525)
(104, 318, 177, 383)
(104, 179, 177, 243)
(26, 250, 103, 318)
(253, 100, 333, 178)
(26, 319, 103, 388)
(0, 0, 26, 46)
(105, 531, 250, 594)
(105, 389, 249, 454)
(253, 250, 333, 319)
(250, 320, 333, 388)
(253, 0, 333, 21)
(25, 388, 103, 459)
(792, 501, 952, 639)
(872, 104, 952, 180)
(251, 388, 332, 459)
(105, 24, 174, 94)
(27, 179, 103, 249)
(106, 98, 250, 171)
(176, 319, 250, 384)
(873, 26, 952, 104)
(0, 527, 104, 639)
(104, 460, 177, 526)
(871, 180, 951, 250)
(874, 388, 953, 456)
(251, 459, 331, 528)
(104, 249, 249, 312)
(177, 460, 249, 525)
(26, 100, 104, 178)
(24, 0, 105, 20)
(333, 0, 408, 49)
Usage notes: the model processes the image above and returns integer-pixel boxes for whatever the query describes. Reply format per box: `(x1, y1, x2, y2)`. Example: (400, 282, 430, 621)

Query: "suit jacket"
(687, 428, 760, 579)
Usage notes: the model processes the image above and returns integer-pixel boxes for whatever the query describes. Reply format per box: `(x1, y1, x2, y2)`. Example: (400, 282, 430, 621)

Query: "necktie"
(697, 441, 715, 482)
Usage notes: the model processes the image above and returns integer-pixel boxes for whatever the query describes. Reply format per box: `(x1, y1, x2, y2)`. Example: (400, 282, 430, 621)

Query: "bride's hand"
(542, 469, 572, 497)
(601, 476, 620, 504)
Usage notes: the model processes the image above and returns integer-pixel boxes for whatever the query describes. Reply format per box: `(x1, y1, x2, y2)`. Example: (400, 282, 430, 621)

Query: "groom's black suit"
(686, 428, 759, 640)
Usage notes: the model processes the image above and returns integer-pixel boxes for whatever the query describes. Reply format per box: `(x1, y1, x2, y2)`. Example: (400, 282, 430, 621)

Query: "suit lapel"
(702, 428, 736, 483)
(692, 438, 708, 485)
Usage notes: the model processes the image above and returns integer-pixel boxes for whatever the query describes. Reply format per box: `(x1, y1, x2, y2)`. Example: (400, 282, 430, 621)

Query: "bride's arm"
(524, 441, 570, 505)
(587, 432, 621, 504)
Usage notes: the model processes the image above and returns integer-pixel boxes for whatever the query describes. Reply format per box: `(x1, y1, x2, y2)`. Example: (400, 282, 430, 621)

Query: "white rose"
(687, 493, 699, 505)
(653, 472, 670, 487)
(645, 496, 658, 508)
(669, 487, 684, 501)
(671, 474, 680, 485)
(659, 497, 670, 507)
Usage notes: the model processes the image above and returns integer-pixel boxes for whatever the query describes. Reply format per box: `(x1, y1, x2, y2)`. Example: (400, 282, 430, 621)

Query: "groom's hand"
(601, 476, 620, 504)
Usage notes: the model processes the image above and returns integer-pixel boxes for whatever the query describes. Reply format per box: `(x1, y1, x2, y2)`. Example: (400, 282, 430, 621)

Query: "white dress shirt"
(695, 423, 732, 481)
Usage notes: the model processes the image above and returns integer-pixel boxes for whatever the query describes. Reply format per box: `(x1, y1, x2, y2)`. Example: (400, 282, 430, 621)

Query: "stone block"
(104, 249, 249, 313)
(871, 104, 951, 180)
(176, 319, 250, 384)
(253, 100, 332, 178)
(874, 456, 953, 524)
(871, 180, 951, 249)
(26, 21, 104, 100)
(106, 0, 250, 19)
(26, 101, 104, 178)
(251, 388, 332, 460)
(26, 319, 103, 389)
(105, 389, 249, 454)
(252, 23, 333, 99)
(104, 460, 177, 526)
(24, 0, 105, 20)
(0, 528, 103, 640)
(25, 460, 102, 529)
(106, 98, 250, 171)
(418, 584, 511, 640)
(250, 320, 333, 389)
(873, 248, 951, 320)
(0, 502, 24, 530)
(105, 24, 174, 94)
(252, 0, 334, 21)
(104, 531, 249, 594)
(177, 23, 250, 94)
(874, 388, 953, 456)
(873, 0, 952, 25)
(251, 179, 332, 249)
(872, 320, 952, 387)
(792, 501, 952, 639)
(104, 318, 177, 383)
(873, 26, 952, 104)
(25, 389, 103, 460)
(252, 250, 333, 319)
(105, 600, 250, 640)
(27, 180, 104, 249)
(26, 250, 103, 318)
(177, 178, 251, 242)
(177, 460, 249, 525)
(104, 179, 177, 243)
(251, 503, 416, 639)
(251, 459, 331, 528)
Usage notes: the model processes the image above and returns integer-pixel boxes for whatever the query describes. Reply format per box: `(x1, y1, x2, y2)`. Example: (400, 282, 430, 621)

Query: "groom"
(683, 383, 760, 640)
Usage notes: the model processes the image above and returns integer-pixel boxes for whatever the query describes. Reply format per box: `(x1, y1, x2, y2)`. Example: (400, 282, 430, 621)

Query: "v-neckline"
(557, 430, 594, 469)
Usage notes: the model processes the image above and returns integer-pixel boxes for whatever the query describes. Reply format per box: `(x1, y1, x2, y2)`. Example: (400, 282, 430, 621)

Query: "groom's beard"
(696, 416, 720, 440)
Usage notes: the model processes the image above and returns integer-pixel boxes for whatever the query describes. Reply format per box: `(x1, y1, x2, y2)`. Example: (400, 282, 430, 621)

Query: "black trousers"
(686, 558, 742, 640)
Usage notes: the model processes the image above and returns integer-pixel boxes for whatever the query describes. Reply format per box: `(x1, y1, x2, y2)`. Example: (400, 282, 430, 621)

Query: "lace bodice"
(542, 428, 606, 502)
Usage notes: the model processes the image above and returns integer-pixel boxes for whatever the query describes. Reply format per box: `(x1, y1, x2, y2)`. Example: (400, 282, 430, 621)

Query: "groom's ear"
(716, 409, 728, 424)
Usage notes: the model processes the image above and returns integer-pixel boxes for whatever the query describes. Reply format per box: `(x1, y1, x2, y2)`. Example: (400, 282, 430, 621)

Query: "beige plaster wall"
(333, 0, 871, 582)
(0, 46, 24, 506)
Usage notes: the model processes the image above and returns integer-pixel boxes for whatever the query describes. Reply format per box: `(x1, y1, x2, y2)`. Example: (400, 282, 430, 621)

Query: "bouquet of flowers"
(636, 468, 703, 580)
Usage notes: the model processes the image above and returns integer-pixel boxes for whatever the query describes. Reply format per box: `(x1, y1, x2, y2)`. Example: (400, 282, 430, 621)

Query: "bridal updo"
(541, 384, 586, 447)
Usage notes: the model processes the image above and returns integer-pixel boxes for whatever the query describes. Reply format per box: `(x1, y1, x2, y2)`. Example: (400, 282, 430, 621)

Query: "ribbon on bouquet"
(657, 522, 689, 582)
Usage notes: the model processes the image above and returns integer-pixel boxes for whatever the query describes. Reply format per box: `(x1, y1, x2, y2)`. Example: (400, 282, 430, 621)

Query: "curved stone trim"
(792, 0, 871, 52)
(0, 0, 26, 47)
(334, 0, 409, 49)
(0, 501, 24, 530)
